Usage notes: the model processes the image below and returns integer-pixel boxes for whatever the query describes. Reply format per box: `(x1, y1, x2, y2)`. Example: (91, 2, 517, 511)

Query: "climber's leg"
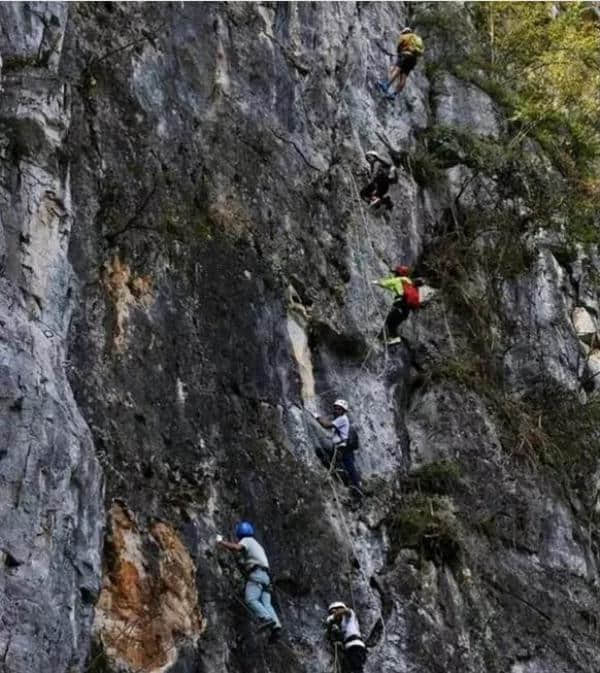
(245, 571, 275, 624)
(344, 645, 367, 673)
(387, 64, 400, 89)
(259, 585, 281, 629)
(360, 181, 376, 204)
(393, 72, 407, 93)
(381, 298, 409, 340)
(390, 52, 417, 95)
(342, 449, 362, 497)
(371, 174, 391, 209)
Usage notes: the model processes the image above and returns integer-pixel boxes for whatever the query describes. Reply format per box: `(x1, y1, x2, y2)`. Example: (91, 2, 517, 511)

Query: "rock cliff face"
(1, 2, 600, 673)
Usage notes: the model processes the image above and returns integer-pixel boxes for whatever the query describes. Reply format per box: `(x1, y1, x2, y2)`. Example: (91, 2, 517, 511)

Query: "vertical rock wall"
(1, 2, 599, 673)
(0, 3, 102, 671)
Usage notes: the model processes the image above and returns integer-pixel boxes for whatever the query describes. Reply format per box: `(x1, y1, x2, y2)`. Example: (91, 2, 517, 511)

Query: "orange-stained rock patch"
(94, 503, 205, 672)
(101, 255, 154, 351)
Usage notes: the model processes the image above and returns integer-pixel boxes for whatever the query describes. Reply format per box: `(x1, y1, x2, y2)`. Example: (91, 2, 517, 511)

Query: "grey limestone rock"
(0, 4, 103, 672)
(0, 3, 599, 673)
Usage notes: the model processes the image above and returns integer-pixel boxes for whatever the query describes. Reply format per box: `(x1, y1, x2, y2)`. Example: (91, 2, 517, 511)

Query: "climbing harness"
(210, 557, 303, 659)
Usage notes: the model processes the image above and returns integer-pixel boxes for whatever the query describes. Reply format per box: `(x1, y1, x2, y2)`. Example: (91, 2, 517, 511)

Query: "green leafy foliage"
(480, 2, 600, 171)
(472, 2, 600, 241)
(430, 353, 600, 498)
(416, 3, 600, 244)
(386, 494, 462, 564)
(498, 389, 600, 485)
(406, 460, 461, 495)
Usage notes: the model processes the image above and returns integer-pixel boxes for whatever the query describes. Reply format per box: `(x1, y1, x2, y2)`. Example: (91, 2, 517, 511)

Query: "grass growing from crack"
(406, 460, 461, 495)
(386, 494, 462, 565)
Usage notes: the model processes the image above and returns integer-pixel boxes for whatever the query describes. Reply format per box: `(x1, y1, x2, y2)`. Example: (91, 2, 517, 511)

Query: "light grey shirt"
(326, 609, 365, 649)
(340, 610, 362, 640)
(332, 414, 349, 444)
(240, 536, 269, 570)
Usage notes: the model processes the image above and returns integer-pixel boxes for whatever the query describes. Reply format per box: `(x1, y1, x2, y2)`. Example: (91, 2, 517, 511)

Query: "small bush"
(407, 148, 444, 187)
(407, 460, 461, 494)
(386, 494, 462, 564)
(498, 390, 600, 492)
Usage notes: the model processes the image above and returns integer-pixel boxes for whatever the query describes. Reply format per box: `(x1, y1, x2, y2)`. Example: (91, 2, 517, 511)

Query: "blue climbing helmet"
(235, 521, 255, 540)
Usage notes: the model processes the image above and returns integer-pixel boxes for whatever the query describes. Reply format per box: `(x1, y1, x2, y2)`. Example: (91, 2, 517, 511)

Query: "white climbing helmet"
(401, 26, 412, 34)
(333, 399, 349, 411)
(365, 150, 388, 165)
(328, 601, 348, 613)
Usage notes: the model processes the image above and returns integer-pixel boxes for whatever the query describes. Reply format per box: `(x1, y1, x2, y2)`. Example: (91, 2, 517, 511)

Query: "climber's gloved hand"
(215, 534, 224, 544)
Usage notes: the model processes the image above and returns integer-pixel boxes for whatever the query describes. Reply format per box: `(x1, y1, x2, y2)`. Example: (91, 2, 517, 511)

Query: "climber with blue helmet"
(377, 26, 424, 100)
(216, 521, 282, 640)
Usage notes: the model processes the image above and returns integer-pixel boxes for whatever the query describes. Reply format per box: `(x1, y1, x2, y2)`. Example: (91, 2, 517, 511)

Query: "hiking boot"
(269, 625, 282, 643)
(350, 486, 364, 502)
(257, 619, 276, 632)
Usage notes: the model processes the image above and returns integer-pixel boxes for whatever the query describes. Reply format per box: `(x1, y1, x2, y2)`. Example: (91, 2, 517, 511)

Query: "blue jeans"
(244, 568, 281, 628)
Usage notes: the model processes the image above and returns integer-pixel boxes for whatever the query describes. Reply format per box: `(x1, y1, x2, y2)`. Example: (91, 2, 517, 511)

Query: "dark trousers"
(382, 297, 409, 339)
(360, 180, 393, 210)
(343, 645, 366, 673)
(317, 445, 361, 492)
(341, 449, 361, 490)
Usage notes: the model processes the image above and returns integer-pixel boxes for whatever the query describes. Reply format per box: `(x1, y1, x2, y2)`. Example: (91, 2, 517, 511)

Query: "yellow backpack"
(399, 33, 424, 56)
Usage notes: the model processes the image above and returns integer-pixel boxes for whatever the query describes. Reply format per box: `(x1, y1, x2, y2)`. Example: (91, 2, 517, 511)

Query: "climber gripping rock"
(216, 521, 282, 641)
(377, 26, 424, 99)
(373, 264, 423, 342)
(359, 151, 398, 211)
(309, 399, 362, 501)
(326, 601, 367, 673)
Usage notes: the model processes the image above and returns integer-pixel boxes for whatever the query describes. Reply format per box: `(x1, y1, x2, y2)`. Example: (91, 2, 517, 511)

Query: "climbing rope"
(209, 558, 304, 661)
(346, 168, 391, 362)
(333, 641, 344, 673)
(301, 411, 361, 611)
(302, 410, 390, 656)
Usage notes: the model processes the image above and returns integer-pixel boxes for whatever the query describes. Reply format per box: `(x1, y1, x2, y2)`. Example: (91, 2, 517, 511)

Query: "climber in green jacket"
(377, 27, 424, 99)
(373, 264, 422, 340)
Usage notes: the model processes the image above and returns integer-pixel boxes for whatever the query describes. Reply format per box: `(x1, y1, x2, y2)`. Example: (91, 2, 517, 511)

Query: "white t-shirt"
(340, 609, 362, 640)
(332, 414, 349, 445)
(327, 609, 365, 649)
(239, 536, 269, 570)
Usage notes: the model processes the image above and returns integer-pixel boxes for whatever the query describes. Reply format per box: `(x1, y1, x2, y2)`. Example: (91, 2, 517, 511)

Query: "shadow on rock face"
(309, 321, 370, 360)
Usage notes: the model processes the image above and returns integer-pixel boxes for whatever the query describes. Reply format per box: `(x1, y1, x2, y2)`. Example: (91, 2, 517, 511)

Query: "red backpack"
(403, 282, 420, 308)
